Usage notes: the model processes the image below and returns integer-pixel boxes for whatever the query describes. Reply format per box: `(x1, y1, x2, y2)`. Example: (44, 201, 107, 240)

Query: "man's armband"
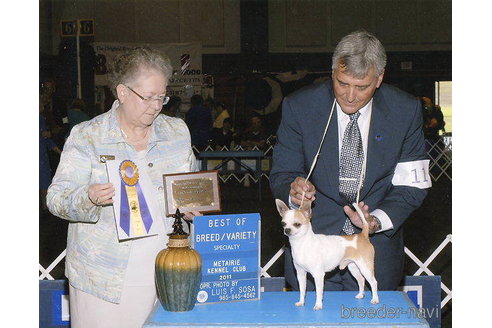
(391, 159, 432, 189)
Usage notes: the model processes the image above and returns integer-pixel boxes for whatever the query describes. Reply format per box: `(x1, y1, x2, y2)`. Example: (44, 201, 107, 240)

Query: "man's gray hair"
(332, 30, 386, 78)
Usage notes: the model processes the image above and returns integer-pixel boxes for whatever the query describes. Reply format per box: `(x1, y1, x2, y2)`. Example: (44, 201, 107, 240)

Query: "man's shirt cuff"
(288, 195, 300, 209)
(370, 209, 393, 232)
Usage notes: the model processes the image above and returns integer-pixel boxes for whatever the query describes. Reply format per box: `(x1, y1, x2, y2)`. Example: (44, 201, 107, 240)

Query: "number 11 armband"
(391, 159, 432, 189)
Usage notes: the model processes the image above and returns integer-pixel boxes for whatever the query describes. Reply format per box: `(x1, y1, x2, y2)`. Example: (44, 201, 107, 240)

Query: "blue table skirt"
(144, 291, 429, 327)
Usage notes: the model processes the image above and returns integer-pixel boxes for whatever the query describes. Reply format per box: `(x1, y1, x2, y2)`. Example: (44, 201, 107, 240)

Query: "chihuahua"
(276, 199, 379, 310)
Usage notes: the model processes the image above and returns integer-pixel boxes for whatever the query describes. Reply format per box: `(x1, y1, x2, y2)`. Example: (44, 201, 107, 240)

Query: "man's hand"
(343, 201, 380, 234)
(289, 177, 316, 206)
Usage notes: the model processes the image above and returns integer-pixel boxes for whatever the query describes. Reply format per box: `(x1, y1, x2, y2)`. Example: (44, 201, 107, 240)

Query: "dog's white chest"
(291, 235, 346, 273)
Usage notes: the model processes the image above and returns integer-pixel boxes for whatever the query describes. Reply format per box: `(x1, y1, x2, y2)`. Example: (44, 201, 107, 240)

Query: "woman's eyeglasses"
(126, 85, 170, 105)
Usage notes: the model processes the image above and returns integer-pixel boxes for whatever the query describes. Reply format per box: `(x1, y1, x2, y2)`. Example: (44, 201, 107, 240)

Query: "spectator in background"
(40, 79, 69, 148)
(40, 79, 69, 174)
(204, 97, 216, 116)
(239, 114, 267, 187)
(161, 95, 182, 118)
(421, 96, 445, 140)
(240, 114, 267, 150)
(420, 96, 446, 169)
(213, 101, 231, 129)
(211, 117, 234, 150)
(185, 94, 212, 151)
(39, 95, 62, 211)
(66, 98, 91, 138)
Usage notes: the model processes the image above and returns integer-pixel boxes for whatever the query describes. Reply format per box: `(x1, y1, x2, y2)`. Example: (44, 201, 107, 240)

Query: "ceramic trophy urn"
(155, 209, 202, 312)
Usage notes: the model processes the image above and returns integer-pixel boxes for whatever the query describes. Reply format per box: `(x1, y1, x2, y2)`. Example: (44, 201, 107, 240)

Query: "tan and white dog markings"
(276, 199, 379, 310)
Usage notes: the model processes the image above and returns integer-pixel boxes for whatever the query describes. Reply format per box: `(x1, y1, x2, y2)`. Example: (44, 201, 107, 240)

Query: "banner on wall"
(93, 42, 203, 105)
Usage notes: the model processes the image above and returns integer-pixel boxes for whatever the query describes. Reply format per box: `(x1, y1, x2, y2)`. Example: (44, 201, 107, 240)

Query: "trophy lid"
(168, 209, 191, 247)
(169, 208, 189, 237)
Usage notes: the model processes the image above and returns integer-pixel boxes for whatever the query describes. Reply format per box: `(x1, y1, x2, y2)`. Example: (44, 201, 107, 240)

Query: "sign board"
(78, 19, 95, 36)
(399, 275, 442, 328)
(60, 20, 77, 37)
(39, 280, 70, 328)
(93, 42, 203, 106)
(192, 213, 261, 304)
(60, 19, 94, 37)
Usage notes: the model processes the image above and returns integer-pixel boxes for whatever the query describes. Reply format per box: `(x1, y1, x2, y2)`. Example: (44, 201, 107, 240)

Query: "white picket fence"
(40, 135, 452, 309)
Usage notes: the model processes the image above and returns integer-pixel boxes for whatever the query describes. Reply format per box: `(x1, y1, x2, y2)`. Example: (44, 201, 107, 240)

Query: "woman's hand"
(183, 211, 202, 221)
(88, 183, 115, 206)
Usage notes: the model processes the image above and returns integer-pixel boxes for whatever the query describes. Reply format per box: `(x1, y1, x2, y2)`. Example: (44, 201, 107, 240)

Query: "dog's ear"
(299, 200, 312, 220)
(275, 199, 289, 217)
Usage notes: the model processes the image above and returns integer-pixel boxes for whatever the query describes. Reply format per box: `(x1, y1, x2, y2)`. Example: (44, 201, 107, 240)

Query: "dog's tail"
(352, 202, 369, 239)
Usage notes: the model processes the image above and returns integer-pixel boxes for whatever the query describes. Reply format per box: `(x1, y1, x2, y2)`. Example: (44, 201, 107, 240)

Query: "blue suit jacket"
(270, 81, 429, 289)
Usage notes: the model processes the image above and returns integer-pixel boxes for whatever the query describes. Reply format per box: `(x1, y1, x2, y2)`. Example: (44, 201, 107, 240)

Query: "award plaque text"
(163, 171, 221, 216)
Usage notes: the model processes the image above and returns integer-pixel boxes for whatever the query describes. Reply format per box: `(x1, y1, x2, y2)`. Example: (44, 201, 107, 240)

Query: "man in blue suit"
(270, 30, 431, 291)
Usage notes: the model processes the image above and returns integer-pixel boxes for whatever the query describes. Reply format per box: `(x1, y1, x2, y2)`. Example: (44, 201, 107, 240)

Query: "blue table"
(143, 291, 429, 327)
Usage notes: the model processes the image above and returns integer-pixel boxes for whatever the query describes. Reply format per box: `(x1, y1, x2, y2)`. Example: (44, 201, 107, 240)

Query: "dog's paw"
(355, 292, 364, 299)
(313, 303, 323, 311)
(370, 297, 379, 304)
(295, 301, 305, 307)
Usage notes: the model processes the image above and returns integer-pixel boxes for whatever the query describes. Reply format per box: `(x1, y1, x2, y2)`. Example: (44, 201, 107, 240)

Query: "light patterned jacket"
(47, 101, 198, 303)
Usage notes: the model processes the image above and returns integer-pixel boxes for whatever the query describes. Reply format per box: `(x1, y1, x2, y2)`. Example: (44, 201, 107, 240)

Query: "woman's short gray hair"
(108, 47, 173, 97)
(332, 30, 386, 78)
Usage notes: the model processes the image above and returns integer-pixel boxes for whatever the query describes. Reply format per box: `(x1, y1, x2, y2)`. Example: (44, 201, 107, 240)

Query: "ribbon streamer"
(119, 160, 153, 237)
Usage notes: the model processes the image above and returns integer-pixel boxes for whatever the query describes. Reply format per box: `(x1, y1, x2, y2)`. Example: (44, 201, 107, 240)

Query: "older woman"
(47, 48, 198, 327)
